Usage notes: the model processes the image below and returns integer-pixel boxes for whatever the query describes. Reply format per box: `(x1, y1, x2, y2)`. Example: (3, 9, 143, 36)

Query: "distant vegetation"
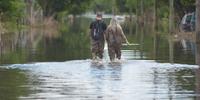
(0, 0, 196, 32)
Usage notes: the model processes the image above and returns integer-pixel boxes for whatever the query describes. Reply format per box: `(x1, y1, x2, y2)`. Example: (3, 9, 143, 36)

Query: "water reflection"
(0, 68, 29, 100)
(90, 63, 122, 99)
(0, 18, 92, 64)
(0, 17, 196, 65)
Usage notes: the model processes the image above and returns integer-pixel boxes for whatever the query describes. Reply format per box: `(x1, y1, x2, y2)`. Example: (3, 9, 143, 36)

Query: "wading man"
(89, 13, 107, 62)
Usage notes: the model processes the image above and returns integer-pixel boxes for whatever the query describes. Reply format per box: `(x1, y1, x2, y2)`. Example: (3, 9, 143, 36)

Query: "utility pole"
(196, 0, 200, 65)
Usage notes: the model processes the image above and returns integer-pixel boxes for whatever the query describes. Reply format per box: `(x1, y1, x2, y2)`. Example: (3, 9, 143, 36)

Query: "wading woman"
(105, 17, 129, 62)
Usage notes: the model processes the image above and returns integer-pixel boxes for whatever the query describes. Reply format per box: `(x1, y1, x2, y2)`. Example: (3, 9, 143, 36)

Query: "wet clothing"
(105, 24, 127, 61)
(90, 20, 107, 59)
(91, 39, 104, 59)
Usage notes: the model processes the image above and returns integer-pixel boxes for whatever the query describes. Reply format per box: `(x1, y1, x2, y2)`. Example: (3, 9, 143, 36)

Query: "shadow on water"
(0, 16, 200, 99)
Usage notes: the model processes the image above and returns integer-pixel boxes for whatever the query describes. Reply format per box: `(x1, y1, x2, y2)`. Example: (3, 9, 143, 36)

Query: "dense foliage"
(0, 0, 196, 26)
(37, 0, 92, 17)
(0, 0, 25, 21)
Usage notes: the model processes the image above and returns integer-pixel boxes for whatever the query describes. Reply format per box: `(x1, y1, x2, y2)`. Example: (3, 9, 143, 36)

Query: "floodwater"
(0, 16, 200, 100)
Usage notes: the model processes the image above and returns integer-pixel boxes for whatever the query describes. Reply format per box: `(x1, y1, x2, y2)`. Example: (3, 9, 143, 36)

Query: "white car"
(179, 12, 195, 32)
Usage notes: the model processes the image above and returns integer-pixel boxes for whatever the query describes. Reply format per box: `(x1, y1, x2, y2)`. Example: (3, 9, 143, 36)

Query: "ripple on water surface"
(3, 60, 200, 100)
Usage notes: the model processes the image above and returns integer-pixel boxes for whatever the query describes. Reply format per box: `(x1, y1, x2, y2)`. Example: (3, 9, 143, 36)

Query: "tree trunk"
(195, 68, 200, 100)
(169, 36, 174, 63)
(129, 8, 133, 34)
(112, 0, 116, 15)
(194, 1, 200, 98)
(140, 0, 144, 27)
(169, 0, 174, 34)
(153, 0, 157, 33)
(196, 0, 200, 65)
(153, 0, 158, 60)
(140, 0, 144, 59)
(25, 0, 45, 26)
(168, 0, 174, 63)
(135, 0, 139, 40)
(25, 0, 34, 25)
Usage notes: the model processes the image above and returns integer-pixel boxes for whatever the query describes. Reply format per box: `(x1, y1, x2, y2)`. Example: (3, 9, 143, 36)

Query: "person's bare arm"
(118, 25, 129, 44)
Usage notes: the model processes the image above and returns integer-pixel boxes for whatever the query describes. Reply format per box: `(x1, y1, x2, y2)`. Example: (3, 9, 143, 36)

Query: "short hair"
(96, 13, 102, 17)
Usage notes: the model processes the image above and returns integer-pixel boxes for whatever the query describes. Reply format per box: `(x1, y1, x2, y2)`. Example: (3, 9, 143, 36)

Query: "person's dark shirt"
(90, 19, 107, 40)
(90, 20, 107, 31)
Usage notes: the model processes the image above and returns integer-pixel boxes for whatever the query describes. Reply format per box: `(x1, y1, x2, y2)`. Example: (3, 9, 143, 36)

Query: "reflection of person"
(89, 13, 107, 61)
(105, 17, 129, 62)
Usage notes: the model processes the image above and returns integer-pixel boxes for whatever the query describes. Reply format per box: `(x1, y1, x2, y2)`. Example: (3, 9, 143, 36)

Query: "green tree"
(90, 0, 113, 13)
(174, 0, 195, 18)
(67, 0, 92, 15)
(0, 0, 25, 21)
(37, 0, 92, 18)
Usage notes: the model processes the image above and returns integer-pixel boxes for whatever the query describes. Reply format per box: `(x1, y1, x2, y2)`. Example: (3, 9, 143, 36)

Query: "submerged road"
(0, 59, 198, 100)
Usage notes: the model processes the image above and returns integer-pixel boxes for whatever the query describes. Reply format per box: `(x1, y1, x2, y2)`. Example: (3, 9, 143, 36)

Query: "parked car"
(190, 12, 195, 31)
(179, 12, 195, 32)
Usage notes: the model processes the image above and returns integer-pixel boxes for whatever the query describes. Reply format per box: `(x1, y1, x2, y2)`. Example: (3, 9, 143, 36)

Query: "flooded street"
(1, 59, 199, 100)
(0, 17, 200, 100)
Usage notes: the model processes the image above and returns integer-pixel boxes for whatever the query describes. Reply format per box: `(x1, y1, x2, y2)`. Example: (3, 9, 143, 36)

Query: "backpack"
(91, 21, 104, 40)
